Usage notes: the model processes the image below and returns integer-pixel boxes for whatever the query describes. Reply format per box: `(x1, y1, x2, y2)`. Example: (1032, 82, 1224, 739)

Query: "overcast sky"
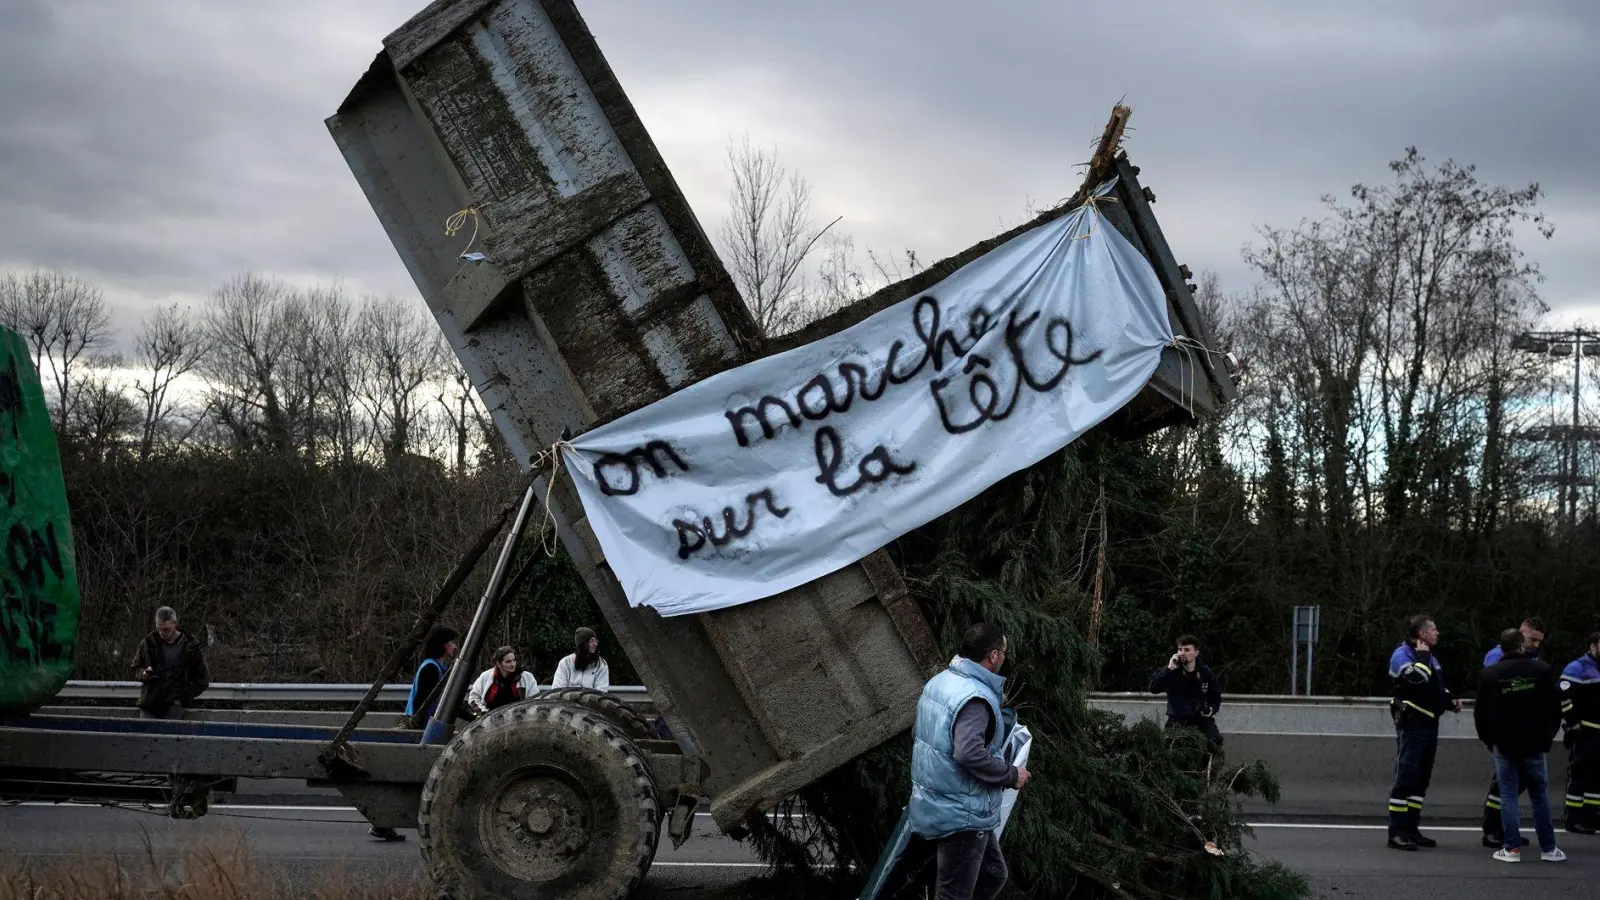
(1, 0, 1596, 344)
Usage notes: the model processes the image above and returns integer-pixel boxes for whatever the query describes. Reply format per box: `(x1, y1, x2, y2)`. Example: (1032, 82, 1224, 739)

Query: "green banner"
(0, 327, 79, 713)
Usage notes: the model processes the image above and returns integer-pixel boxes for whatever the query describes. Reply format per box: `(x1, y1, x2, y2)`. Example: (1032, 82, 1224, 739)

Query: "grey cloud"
(0, 0, 1596, 346)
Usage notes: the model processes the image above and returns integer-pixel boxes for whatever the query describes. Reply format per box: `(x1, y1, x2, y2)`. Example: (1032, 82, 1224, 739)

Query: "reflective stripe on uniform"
(1566, 795, 1584, 808)
(1486, 798, 1502, 810)
(1389, 797, 1409, 813)
(1402, 700, 1437, 718)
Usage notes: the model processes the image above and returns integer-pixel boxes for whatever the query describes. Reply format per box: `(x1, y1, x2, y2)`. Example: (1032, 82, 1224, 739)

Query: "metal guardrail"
(57, 682, 1395, 708)
(57, 681, 652, 704)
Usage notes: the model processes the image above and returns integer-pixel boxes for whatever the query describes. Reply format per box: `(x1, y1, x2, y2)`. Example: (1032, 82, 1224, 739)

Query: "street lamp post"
(1511, 329, 1599, 532)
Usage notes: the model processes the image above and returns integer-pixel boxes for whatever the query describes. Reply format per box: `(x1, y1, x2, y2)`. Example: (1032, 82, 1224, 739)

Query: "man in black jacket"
(1475, 628, 1566, 863)
(1386, 614, 1460, 851)
(1148, 635, 1222, 754)
(131, 606, 209, 720)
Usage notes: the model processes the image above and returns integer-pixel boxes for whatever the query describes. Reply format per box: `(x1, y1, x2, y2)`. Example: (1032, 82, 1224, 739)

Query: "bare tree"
(302, 284, 360, 464)
(356, 295, 446, 464)
(201, 272, 297, 454)
(435, 362, 493, 473)
(69, 357, 140, 457)
(718, 135, 840, 337)
(0, 270, 111, 432)
(132, 304, 208, 460)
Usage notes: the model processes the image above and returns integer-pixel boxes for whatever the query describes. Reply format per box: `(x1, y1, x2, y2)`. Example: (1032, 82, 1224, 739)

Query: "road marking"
(652, 862, 768, 869)
(1245, 823, 1484, 832)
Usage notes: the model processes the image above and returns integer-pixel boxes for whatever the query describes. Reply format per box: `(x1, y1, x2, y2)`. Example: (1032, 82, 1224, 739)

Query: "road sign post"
(1291, 605, 1320, 696)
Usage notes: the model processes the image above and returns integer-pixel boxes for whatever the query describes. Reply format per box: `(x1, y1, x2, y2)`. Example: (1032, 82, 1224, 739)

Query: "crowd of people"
(125, 602, 1599, 890)
(400, 623, 612, 724)
(125, 609, 613, 729)
(1387, 614, 1600, 862)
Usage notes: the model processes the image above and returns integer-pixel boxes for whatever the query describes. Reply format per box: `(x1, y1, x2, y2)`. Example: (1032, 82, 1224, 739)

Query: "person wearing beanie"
(551, 626, 610, 691)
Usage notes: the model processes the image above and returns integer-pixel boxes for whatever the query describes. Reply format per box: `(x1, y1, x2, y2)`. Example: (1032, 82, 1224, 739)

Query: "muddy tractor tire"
(536, 687, 657, 743)
(418, 701, 660, 899)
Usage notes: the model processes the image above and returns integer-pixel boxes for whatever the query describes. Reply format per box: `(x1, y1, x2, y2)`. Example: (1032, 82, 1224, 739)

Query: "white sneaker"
(1541, 847, 1566, 862)
(1493, 847, 1521, 863)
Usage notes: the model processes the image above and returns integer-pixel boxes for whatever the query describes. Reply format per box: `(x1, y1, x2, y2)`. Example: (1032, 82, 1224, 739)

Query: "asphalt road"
(4, 804, 1599, 899)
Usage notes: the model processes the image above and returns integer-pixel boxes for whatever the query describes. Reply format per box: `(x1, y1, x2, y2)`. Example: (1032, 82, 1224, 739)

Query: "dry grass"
(0, 832, 431, 900)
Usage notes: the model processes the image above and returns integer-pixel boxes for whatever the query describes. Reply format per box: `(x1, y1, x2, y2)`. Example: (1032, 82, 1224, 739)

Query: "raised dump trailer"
(1, 2, 1235, 898)
(325, 0, 1235, 896)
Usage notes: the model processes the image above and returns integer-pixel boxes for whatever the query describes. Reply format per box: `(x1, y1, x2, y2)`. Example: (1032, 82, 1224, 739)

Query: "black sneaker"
(1564, 821, 1597, 835)
(1483, 832, 1503, 848)
(1388, 835, 1419, 851)
(368, 826, 406, 842)
(1409, 833, 1437, 848)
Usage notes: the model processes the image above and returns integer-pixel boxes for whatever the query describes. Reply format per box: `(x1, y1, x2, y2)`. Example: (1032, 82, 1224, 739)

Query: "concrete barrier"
(42, 692, 1572, 823)
(1096, 697, 1569, 824)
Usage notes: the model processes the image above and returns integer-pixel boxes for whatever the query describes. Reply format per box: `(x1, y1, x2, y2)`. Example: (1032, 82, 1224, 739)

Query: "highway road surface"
(3, 803, 1599, 898)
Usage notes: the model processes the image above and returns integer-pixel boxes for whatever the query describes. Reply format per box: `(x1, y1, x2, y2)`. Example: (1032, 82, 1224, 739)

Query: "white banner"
(560, 179, 1175, 616)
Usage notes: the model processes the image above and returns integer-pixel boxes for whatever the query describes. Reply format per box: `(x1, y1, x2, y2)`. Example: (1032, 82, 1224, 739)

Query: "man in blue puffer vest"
(908, 622, 1033, 900)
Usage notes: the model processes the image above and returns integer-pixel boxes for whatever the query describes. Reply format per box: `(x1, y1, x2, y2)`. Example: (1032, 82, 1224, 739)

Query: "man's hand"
(1167, 655, 1180, 671)
(139, 667, 154, 682)
(1013, 766, 1032, 790)
(1452, 699, 1463, 713)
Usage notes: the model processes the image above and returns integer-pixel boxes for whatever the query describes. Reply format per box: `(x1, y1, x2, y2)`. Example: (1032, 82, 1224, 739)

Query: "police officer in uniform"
(1559, 631, 1600, 834)
(1480, 617, 1546, 847)
(1387, 614, 1461, 851)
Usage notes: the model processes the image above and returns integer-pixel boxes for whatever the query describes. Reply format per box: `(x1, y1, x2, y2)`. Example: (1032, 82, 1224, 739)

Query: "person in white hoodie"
(466, 645, 539, 716)
(551, 627, 610, 691)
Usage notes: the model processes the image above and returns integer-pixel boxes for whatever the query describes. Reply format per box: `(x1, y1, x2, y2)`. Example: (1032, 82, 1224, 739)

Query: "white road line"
(652, 862, 768, 869)
(1245, 823, 1484, 832)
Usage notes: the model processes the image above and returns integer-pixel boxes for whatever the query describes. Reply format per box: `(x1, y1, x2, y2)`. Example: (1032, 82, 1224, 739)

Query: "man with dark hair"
(1481, 616, 1548, 847)
(1558, 631, 1600, 834)
(1149, 634, 1222, 754)
(907, 622, 1031, 900)
(1386, 614, 1460, 851)
(131, 606, 209, 720)
(1475, 628, 1565, 862)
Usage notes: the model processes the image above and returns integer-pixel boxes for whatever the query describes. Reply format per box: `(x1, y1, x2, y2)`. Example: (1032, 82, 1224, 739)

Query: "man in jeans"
(907, 623, 1032, 900)
(1480, 617, 1547, 848)
(1474, 628, 1566, 863)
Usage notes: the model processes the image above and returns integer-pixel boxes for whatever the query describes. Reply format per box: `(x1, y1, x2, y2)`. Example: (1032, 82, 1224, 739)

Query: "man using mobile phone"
(1148, 635, 1223, 754)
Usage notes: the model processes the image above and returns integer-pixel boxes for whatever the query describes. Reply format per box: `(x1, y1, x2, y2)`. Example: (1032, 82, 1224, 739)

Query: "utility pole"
(1512, 329, 1599, 533)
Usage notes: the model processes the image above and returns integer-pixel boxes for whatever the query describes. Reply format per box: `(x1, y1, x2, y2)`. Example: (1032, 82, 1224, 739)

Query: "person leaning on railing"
(466, 645, 538, 716)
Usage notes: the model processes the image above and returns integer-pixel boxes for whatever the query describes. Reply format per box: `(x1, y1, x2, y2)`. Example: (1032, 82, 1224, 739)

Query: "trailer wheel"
(536, 688, 656, 743)
(419, 701, 659, 900)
